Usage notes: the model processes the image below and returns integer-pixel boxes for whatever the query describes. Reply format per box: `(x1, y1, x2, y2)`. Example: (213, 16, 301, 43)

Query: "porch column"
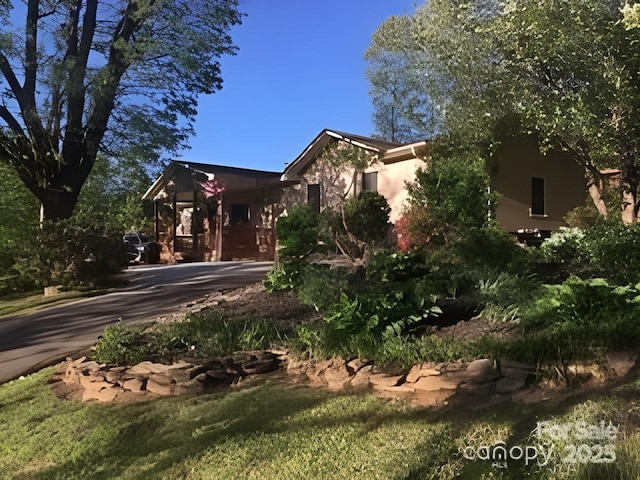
(192, 189, 199, 252)
(172, 193, 177, 255)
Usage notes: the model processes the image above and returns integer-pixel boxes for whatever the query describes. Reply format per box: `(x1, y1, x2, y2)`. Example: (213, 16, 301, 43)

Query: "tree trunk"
(585, 167, 608, 219)
(620, 144, 639, 225)
(39, 190, 81, 222)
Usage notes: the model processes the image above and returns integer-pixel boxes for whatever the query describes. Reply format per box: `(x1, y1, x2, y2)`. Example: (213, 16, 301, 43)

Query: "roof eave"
(381, 141, 429, 164)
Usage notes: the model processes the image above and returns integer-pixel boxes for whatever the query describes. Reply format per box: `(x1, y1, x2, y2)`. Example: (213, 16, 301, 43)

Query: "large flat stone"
(405, 363, 440, 384)
(606, 351, 637, 377)
(122, 377, 145, 392)
(369, 373, 403, 391)
(463, 359, 500, 384)
(495, 375, 528, 394)
(413, 375, 459, 392)
(146, 375, 174, 395)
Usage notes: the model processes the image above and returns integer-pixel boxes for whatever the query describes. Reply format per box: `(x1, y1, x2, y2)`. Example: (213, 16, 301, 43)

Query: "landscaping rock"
(349, 366, 373, 391)
(495, 375, 528, 394)
(413, 389, 456, 407)
(146, 375, 173, 395)
(346, 358, 366, 375)
(82, 385, 123, 402)
(459, 381, 495, 396)
(606, 351, 637, 377)
(323, 364, 352, 391)
(405, 363, 440, 384)
(122, 377, 146, 392)
(412, 375, 459, 392)
(369, 374, 403, 391)
(463, 359, 500, 384)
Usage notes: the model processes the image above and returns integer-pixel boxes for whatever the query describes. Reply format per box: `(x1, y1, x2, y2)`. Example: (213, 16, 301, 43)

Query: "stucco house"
(279, 129, 429, 223)
(143, 129, 586, 262)
(280, 129, 586, 239)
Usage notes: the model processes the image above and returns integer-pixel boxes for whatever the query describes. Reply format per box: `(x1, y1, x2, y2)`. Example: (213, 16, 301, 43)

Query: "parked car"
(123, 232, 160, 264)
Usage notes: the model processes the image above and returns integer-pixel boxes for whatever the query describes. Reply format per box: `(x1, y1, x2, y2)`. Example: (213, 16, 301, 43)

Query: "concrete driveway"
(0, 261, 272, 383)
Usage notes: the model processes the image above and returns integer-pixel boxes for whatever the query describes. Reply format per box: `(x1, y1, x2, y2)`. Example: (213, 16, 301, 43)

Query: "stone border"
(50, 350, 638, 408)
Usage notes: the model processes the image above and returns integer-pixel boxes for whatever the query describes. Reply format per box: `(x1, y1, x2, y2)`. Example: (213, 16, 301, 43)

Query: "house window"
(363, 172, 378, 192)
(230, 204, 250, 223)
(531, 177, 545, 216)
(307, 184, 321, 213)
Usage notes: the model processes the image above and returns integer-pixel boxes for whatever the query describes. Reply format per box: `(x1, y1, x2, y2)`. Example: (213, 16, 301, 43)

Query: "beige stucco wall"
(280, 139, 425, 225)
(365, 158, 426, 223)
(491, 136, 586, 232)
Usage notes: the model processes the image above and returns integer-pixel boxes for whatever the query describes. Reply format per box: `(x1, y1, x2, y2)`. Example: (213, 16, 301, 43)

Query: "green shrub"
(366, 250, 430, 283)
(477, 272, 540, 323)
(580, 221, 640, 285)
(93, 313, 282, 365)
(538, 221, 640, 285)
(296, 264, 350, 312)
(452, 226, 530, 273)
(404, 144, 497, 247)
(342, 190, 391, 245)
(276, 204, 319, 258)
(263, 260, 305, 292)
(93, 323, 151, 365)
(518, 277, 640, 367)
(321, 289, 441, 359)
(13, 216, 125, 288)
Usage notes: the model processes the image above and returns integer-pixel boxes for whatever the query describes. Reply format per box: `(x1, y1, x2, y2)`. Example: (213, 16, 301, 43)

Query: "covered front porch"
(142, 161, 296, 262)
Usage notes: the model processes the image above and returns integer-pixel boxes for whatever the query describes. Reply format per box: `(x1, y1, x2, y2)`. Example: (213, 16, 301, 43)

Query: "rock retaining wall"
(51, 350, 638, 408)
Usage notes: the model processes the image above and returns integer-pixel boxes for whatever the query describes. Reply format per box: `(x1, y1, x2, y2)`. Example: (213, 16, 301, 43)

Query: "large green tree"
(364, 14, 439, 143)
(0, 0, 242, 221)
(372, 0, 640, 222)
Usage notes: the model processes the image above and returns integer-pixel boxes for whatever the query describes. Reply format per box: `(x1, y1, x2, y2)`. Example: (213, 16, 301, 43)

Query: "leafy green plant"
(296, 264, 350, 312)
(93, 323, 151, 365)
(263, 260, 305, 293)
(289, 323, 324, 359)
(477, 272, 540, 323)
(276, 204, 319, 258)
(517, 276, 640, 383)
(13, 216, 125, 288)
(366, 250, 430, 283)
(93, 313, 282, 365)
(321, 289, 441, 359)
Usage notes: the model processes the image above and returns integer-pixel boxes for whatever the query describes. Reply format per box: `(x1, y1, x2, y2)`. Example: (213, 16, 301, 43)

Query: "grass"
(0, 289, 109, 318)
(0, 274, 126, 318)
(1, 368, 640, 479)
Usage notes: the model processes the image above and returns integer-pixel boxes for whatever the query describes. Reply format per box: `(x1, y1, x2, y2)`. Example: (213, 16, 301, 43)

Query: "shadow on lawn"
(23, 373, 640, 480)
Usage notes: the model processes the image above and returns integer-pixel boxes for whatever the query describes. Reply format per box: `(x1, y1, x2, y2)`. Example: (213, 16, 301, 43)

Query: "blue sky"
(180, 0, 419, 173)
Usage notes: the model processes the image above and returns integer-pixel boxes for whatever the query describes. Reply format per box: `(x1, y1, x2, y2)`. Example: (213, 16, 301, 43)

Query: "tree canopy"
(368, 0, 640, 222)
(0, 0, 242, 220)
(364, 14, 439, 143)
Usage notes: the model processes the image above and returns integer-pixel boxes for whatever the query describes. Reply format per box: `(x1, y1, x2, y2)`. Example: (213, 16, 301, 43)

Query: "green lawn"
(1, 369, 640, 479)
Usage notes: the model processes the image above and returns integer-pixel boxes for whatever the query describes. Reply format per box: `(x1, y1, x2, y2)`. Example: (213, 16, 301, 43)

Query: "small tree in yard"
(325, 191, 391, 265)
(276, 204, 319, 259)
(405, 144, 497, 248)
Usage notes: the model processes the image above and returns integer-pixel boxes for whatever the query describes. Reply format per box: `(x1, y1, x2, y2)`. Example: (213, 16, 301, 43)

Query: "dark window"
(363, 172, 378, 192)
(307, 184, 321, 213)
(230, 204, 250, 223)
(531, 177, 545, 215)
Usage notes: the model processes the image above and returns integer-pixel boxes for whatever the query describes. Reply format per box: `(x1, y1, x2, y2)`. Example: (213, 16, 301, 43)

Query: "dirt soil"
(151, 283, 322, 335)
(162, 282, 518, 341)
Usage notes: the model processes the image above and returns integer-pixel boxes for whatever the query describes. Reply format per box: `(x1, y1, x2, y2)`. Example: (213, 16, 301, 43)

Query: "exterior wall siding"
(491, 136, 586, 232)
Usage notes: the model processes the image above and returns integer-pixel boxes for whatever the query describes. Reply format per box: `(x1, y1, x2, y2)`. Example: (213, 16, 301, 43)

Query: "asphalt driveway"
(0, 261, 272, 383)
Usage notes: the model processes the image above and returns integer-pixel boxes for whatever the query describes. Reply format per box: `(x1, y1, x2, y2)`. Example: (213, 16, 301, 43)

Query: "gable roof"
(142, 160, 286, 201)
(281, 129, 428, 180)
